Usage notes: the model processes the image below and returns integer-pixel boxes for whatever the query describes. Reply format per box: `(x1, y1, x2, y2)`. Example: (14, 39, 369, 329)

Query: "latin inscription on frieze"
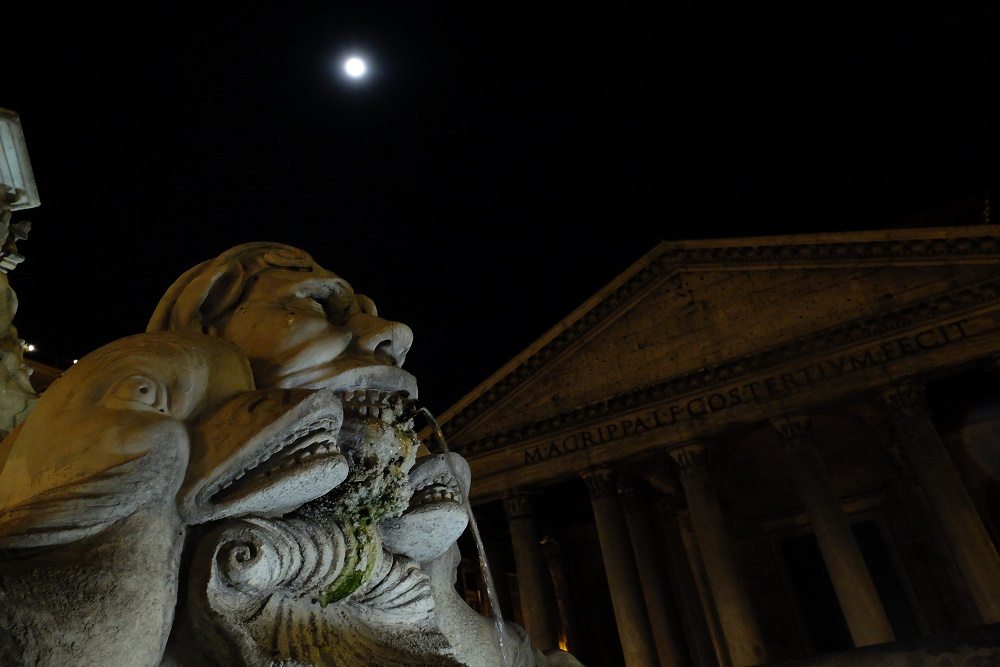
(524, 318, 982, 465)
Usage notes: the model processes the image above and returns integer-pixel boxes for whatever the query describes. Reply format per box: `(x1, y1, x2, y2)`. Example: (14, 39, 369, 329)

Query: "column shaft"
(670, 444, 767, 667)
(883, 384, 1000, 624)
(620, 480, 689, 667)
(503, 491, 559, 651)
(773, 415, 895, 647)
(653, 495, 723, 667)
(582, 467, 659, 667)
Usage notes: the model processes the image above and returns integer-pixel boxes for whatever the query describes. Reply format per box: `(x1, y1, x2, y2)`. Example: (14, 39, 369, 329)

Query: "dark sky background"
(3, 2, 997, 415)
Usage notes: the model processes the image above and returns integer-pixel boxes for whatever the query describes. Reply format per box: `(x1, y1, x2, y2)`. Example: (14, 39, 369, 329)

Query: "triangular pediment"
(439, 226, 1000, 451)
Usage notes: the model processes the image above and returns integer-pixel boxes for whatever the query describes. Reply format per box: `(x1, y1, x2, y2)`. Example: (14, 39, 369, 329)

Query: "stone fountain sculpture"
(0, 332, 350, 664)
(0, 242, 581, 666)
(0, 273, 36, 439)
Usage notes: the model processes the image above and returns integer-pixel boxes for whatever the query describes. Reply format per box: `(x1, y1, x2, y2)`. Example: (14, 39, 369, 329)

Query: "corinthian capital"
(880, 382, 929, 420)
(771, 413, 814, 452)
(616, 477, 647, 513)
(502, 489, 539, 520)
(580, 466, 618, 500)
(668, 442, 708, 478)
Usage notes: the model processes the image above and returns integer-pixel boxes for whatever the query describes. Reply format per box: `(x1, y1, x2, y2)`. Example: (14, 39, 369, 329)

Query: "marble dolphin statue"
(0, 331, 350, 666)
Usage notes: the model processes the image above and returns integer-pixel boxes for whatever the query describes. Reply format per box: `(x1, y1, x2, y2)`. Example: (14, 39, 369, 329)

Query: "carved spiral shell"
(213, 516, 346, 599)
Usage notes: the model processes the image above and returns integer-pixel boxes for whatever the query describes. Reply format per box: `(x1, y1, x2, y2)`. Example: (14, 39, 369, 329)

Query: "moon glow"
(343, 56, 367, 79)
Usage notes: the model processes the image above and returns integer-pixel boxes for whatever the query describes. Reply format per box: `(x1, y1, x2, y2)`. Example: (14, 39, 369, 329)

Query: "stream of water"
(416, 405, 513, 667)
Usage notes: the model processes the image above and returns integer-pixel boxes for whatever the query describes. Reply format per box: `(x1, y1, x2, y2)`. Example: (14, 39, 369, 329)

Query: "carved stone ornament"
(580, 466, 618, 501)
(147, 242, 416, 395)
(0, 332, 352, 664)
(616, 477, 646, 513)
(880, 382, 930, 420)
(502, 488, 539, 520)
(770, 413, 814, 452)
(0, 273, 36, 438)
(0, 243, 585, 666)
(668, 442, 709, 478)
(446, 234, 1000, 444)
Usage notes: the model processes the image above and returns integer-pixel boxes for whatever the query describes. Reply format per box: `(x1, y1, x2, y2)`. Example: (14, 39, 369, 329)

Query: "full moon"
(343, 56, 367, 79)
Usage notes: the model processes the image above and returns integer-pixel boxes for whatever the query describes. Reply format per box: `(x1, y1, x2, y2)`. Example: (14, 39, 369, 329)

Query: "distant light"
(72, 359, 78, 364)
(343, 56, 367, 79)
(24, 343, 35, 352)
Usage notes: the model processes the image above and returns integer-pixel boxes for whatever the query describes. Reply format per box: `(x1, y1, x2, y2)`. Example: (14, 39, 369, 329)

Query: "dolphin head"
(0, 332, 256, 548)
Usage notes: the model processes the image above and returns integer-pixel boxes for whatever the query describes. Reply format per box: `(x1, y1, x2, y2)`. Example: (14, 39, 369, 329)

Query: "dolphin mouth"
(376, 453, 470, 562)
(207, 424, 343, 504)
(181, 389, 349, 523)
(408, 467, 464, 510)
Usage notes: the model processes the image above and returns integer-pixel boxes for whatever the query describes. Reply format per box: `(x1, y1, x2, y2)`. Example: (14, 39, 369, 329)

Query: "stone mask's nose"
(348, 313, 413, 367)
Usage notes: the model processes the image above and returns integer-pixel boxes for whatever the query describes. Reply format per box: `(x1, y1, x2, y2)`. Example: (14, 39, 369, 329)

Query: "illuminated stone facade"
(437, 226, 1000, 666)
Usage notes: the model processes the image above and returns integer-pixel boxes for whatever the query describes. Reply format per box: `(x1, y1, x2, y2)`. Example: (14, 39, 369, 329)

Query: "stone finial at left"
(0, 108, 40, 273)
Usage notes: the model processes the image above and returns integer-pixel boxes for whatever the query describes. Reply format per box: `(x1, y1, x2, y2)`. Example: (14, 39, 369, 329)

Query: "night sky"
(4, 3, 997, 415)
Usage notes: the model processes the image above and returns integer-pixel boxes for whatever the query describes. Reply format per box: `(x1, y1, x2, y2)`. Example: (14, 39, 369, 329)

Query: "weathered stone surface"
(148, 242, 415, 396)
(0, 332, 273, 664)
(0, 273, 35, 439)
(1, 243, 582, 666)
(434, 227, 1000, 501)
(149, 244, 581, 665)
(378, 452, 471, 563)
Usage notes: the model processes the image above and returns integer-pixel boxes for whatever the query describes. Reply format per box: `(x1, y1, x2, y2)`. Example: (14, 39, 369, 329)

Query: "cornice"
(661, 233, 1000, 268)
(453, 274, 1000, 458)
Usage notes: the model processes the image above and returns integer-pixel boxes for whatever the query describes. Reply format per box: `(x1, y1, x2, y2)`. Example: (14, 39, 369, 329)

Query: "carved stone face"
(149, 243, 417, 398)
(221, 264, 414, 395)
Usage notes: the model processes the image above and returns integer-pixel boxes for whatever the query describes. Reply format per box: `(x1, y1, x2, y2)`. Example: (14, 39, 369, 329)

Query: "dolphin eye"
(103, 375, 168, 413)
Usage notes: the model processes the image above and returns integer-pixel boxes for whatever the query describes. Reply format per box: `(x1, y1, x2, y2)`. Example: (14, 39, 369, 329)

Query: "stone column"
(619, 478, 690, 667)
(540, 536, 577, 651)
(669, 443, 768, 667)
(581, 466, 659, 667)
(502, 489, 559, 651)
(771, 414, 896, 647)
(882, 382, 1000, 624)
(651, 493, 721, 667)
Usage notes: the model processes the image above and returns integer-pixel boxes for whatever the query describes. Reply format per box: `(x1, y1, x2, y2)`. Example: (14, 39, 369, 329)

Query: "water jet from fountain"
(413, 403, 512, 667)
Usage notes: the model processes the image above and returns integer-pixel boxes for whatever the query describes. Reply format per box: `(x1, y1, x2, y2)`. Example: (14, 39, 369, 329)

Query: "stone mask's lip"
(273, 362, 418, 398)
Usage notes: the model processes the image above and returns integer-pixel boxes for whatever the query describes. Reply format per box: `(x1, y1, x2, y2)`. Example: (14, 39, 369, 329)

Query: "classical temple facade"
(436, 225, 1000, 666)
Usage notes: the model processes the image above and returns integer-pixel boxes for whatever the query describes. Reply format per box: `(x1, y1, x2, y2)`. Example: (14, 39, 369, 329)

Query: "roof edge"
(662, 224, 999, 250)
(434, 240, 670, 426)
